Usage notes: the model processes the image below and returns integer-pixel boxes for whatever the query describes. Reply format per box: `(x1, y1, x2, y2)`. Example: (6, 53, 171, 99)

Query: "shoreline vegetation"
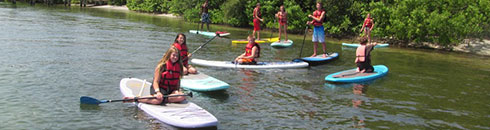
(5, 0, 490, 56)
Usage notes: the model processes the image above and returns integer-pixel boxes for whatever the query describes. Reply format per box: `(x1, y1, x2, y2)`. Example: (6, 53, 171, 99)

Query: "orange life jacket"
(159, 60, 181, 92)
(245, 42, 260, 60)
(173, 43, 188, 66)
(355, 45, 366, 63)
(312, 10, 324, 26)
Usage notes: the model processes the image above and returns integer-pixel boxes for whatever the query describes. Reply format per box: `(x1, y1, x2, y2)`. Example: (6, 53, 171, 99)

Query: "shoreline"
(90, 5, 490, 56)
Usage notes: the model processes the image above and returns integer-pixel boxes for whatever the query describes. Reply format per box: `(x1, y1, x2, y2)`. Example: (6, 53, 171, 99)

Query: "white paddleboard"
(191, 58, 309, 69)
(181, 72, 229, 91)
(119, 78, 218, 128)
(189, 30, 230, 37)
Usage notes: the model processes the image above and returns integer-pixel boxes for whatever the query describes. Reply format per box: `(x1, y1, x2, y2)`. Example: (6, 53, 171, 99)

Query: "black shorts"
(150, 86, 170, 105)
(356, 62, 374, 73)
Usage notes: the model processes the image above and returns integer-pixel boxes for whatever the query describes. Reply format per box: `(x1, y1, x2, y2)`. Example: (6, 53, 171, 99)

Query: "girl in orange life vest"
(253, 3, 264, 40)
(360, 13, 375, 43)
(355, 37, 379, 73)
(275, 5, 288, 42)
(172, 33, 197, 75)
(306, 2, 327, 58)
(235, 35, 260, 64)
(123, 46, 186, 104)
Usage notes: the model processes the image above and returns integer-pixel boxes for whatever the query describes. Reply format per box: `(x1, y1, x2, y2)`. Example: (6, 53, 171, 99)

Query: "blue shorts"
(201, 13, 211, 23)
(312, 25, 325, 43)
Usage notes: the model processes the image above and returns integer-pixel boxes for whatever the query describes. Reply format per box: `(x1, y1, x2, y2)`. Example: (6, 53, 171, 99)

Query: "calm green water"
(1, 3, 489, 130)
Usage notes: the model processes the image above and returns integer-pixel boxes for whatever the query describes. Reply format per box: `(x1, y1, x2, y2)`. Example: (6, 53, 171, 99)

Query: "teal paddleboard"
(342, 43, 389, 48)
(181, 72, 229, 91)
(325, 65, 388, 83)
(271, 40, 293, 48)
(189, 30, 230, 37)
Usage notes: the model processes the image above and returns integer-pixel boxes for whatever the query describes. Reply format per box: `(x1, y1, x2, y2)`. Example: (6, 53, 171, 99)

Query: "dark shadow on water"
(79, 104, 102, 111)
(195, 90, 230, 102)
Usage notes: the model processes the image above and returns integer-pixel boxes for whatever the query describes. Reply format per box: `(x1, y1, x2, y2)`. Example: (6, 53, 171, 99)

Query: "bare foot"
(322, 54, 327, 58)
(310, 54, 317, 57)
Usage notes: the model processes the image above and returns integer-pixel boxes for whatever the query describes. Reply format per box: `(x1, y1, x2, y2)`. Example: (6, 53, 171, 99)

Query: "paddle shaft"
(298, 26, 308, 58)
(104, 93, 192, 103)
(190, 35, 218, 55)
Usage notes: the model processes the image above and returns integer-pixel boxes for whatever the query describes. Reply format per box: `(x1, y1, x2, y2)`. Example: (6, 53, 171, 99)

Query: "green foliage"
(125, 0, 489, 46)
(108, 0, 125, 6)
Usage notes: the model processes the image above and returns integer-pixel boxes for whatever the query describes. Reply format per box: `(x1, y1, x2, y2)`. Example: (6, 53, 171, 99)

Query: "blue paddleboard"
(181, 72, 229, 91)
(325, 65, 388, 83)
(294, 52, 339, 66)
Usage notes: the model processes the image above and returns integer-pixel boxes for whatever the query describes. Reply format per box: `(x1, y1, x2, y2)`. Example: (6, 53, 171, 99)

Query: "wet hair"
(174, 33, 186, 45)
(248, 35, 255, 41)
(156, 46, 183, 77)
(359, 36, 368, 45)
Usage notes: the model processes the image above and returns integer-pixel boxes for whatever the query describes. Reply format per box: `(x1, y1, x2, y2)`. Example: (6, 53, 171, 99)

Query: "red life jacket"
(245, 42, 260, 60)
(173, 42, 188, 66)
(159, 60, 181, 92)
(363, 18, 373, 28)
(253, 7, 261, 19)
(312, 10, 324, 26)
(355, 45, 366, 63)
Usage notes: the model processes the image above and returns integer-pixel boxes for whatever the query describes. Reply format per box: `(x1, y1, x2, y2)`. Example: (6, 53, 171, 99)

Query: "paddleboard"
(119, 78, 218, 128)
(324, 65, 388, 83)
(271, 40, 293, 48)
(232, 37, 279, 44)
(191, 58, 309, 69)
(342, 43, 389, 48)
(189, 30, 230, 37)
(294, 52, 339, 66)
(181, 72, 229, 91)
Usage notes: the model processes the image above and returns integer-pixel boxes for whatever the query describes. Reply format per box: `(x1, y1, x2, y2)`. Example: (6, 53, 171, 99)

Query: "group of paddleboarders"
(123, 1, 378, 105)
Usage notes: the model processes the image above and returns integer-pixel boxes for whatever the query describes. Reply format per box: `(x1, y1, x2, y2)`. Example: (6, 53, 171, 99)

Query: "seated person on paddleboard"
(355, 36, 378, 73)
(123, 46, 186, 104)
(173, 33, 197, 75)
(234, 35, 260, 65)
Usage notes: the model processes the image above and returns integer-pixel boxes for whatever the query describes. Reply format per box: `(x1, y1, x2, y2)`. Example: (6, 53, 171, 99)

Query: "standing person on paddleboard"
(307, 2, 327, 58)
(173, 33, 197, 75)
(253, 3, 264, 40)
(200, 0, 210, 32)
(360, 13, 375, 44)
(355, 36, 379, 73)
(123, 46, 186, 104)
(235, 35, 260, 64)
(275, 5, 288, 43)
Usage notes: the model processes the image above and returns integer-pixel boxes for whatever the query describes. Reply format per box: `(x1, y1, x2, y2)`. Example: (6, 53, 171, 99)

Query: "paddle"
(80, 92, 193, 105)
(292, 25, 309, 62)
(190, 34, 218, 55)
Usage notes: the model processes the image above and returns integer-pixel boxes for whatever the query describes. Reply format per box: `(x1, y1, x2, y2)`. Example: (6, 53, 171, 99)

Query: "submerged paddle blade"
(189, 92, 193, 98)
(80, 96, 101, 105)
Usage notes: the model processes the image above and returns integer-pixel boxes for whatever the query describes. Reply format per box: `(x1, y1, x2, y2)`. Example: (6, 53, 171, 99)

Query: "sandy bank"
(89, 5, 179, 18)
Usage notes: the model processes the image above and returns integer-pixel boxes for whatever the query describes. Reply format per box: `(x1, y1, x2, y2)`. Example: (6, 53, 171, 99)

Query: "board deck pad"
(120, 78, 218, 128)
(181, 72, 229, 91)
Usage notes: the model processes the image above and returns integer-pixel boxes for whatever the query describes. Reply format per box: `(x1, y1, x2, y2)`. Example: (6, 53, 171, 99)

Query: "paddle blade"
(189, 92, 193, 98)
(80, 96, 101, 105)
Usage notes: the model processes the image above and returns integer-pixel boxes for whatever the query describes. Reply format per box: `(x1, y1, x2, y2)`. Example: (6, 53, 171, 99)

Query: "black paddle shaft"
(298, 26, 308, 58)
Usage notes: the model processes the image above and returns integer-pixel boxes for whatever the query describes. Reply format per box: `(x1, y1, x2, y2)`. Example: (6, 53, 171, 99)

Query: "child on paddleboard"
(123, 46, 186, 104)
(360, 13, 374, 44)
(306, 2, 327, 58)
(355, 36, 378, 73)
(172, 33, 197, 75)
(235, 35, 260, 64)
(275, 5, 288, 43)
(253, 3, 264, 40)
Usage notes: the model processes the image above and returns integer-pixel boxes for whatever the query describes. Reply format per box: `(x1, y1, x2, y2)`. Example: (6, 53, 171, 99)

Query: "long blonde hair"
(156, 46, 183, 77)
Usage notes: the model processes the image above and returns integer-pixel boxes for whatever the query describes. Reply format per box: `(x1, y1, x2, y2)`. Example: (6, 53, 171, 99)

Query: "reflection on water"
(352, 83, 368, 128)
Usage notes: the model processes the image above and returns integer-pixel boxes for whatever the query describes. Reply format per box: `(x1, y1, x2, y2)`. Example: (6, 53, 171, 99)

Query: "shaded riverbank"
(91, 5, 490, 56)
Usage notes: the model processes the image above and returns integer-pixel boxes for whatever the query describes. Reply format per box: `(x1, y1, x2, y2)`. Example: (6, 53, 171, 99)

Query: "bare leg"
(206, 22, 210, 32)
(311, 42, 318, 57)
(321, 42, 327, 57)
(278, 23, 282, 41)
(284, 24, 288, 42)
(257, 31, 260, 40)
(167, 90, 186, 103)
(187, 65, 197, 74)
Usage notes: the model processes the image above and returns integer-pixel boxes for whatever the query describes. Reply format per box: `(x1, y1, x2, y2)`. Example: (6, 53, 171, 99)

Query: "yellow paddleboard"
(232, 37, 279, 44)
